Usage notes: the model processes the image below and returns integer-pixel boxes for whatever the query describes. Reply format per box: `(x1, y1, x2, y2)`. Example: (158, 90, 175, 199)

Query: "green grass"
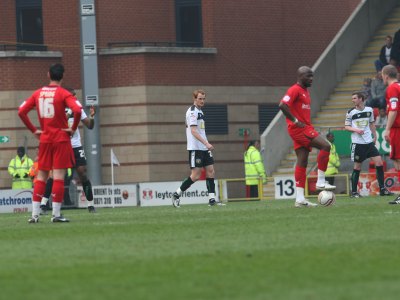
(1, 197, 400, 300)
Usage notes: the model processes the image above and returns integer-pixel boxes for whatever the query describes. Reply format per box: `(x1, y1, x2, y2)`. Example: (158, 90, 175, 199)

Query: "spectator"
(392, 29, 400, 65)
(375, 107, 388, 129)
(370, 71, 386, 108)
(8, 146, 34, 189)
(375, 35, 393, 71)
(361, 78, 373, 107)
(325, 133, 340, 186)
(244, 140, 267, 198)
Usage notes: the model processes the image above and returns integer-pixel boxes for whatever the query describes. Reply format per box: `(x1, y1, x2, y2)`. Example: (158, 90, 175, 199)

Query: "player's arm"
(65, 95, 82, 133)
(369, 122, 377, 143)
(279, 93, 304, 127)
(18, 97, 40, 137)
(190, 126, 214, 150)
(81, 106, 95, 129)
(384, 95, 398, 142)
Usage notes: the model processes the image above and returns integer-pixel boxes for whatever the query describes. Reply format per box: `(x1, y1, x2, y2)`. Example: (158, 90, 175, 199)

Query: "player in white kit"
(171, 89, 224, 208)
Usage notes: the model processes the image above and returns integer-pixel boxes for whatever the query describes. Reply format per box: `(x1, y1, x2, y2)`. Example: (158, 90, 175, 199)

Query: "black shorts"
(351, 142, 380, 163)
(188, 150, 214, 168)
(73, 146, 87, 167)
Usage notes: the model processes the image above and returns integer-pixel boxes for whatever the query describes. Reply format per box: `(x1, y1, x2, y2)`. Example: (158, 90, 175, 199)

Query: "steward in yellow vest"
(326, 133, 340, 176)
(8, 147, 34, 189)
(244, 140, 266, 198)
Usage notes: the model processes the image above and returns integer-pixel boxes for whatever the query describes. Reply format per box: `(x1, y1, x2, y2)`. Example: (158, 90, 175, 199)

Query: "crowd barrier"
(2, 172, 398, 213)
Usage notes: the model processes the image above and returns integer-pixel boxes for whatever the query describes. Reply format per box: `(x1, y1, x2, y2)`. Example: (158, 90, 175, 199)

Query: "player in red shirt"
(18, 63, 82, 223)
(382, 64, 400, 204)
(279, 66, 335, 207)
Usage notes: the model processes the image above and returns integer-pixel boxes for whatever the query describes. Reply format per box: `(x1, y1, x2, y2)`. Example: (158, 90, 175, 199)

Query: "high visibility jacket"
(244, 146, 266, 185)
(326, 142, 340, 175)
(8, 154, 34, 189)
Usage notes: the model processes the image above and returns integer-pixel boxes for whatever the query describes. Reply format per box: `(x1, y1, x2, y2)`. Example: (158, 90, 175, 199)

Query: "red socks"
(295, 166, 306, 188)
(51, 179, 65, 203)
(317, 149, 330, 172)
(33, 179, 46, 202)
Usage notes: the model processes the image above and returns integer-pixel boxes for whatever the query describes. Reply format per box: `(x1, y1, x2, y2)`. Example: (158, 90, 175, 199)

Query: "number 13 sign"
(274, 176, 296, 199)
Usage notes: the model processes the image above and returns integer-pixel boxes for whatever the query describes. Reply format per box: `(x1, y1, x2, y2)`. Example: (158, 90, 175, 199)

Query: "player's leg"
(40, 176, 53, 214)
(51, 168, 68, 221)
(74, 147, 95, 212)
(294, 147, 316, 207)
(351, 162, 362, 198)
(29, 169, 49, 223)
(172, 150, 202, 207)
(204, 164, 219, 206)
(309, 135, 335, 190)
(29, 144, 51, 223)
(370, 152, 393, 196)
(50, 142, 74, 222)
(76, 165, 95, 212)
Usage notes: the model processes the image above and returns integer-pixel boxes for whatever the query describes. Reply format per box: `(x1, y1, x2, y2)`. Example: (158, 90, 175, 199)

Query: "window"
(259, 104, 280, 133)
(16, 0, 45, 51)
(202, 104, 228, 135)
(175, 0, 203, 47)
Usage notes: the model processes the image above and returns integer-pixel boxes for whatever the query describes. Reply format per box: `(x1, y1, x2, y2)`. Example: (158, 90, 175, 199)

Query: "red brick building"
(0, 0, 360, 188)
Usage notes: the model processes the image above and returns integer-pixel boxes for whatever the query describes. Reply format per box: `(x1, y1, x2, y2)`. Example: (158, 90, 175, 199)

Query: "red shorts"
(390, 128, 400, 160)
(38, 142, 75, 171)
(288, 125, 319, 152)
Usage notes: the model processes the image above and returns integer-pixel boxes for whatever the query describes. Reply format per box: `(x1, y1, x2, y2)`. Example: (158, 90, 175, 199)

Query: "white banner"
(0, 189, 33, 213)
(274, 176, 296, 199)
(139, 180, 219, 207)
(76, 184, 138, 208)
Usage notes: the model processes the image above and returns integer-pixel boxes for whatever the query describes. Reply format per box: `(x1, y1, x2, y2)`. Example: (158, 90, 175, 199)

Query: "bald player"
(279, 66, 335, 207)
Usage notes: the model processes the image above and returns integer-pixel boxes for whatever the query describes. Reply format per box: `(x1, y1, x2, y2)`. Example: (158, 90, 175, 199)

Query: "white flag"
(111, 149, 120, 166)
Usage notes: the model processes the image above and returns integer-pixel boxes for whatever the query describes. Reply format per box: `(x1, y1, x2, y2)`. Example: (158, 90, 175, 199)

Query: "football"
(317, 190, 336, 206)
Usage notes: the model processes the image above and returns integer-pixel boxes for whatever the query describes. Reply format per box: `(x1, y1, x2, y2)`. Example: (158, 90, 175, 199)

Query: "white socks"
(52, 202, 62, 217)
(295, 187, 305, 202)
(32, 201, 41, 217)
(316, 169, 326, 186)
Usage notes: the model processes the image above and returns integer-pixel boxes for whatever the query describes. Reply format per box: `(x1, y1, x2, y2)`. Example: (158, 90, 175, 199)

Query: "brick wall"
(0, 0, 16, 44)
(0, 0, 361, 90)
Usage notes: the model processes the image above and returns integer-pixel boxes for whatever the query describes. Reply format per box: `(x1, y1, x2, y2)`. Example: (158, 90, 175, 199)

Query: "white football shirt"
(67, 109, 87, 148)
(345, 106, 374, 144)
(186, 105, 208, 151)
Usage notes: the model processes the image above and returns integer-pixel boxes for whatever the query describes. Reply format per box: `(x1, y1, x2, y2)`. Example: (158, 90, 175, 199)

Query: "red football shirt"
(18, 85, 82, 143)
(280, 83, 312, 127)
(386, 82, 400, 128)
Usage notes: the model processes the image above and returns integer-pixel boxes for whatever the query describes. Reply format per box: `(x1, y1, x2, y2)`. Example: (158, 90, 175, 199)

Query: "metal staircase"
(264, 7, 400, 197)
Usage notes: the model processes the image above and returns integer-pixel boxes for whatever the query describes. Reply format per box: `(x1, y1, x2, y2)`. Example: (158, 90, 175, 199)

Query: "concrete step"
(314, 111, 346, 118)
(321, 104, 352, 110)
(316, 110, 347, 117)
(324, 100, 351, 107)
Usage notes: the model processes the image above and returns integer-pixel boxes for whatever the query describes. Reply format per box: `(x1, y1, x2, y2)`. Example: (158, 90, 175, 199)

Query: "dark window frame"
(258, 104, 280, 133)
(175, 0, 203, 47)
(16, 0, 45, 51)
(202, 104, 228, 135)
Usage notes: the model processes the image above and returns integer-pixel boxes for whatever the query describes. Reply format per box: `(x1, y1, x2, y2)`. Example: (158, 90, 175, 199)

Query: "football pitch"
(1, 197, 400, 300)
